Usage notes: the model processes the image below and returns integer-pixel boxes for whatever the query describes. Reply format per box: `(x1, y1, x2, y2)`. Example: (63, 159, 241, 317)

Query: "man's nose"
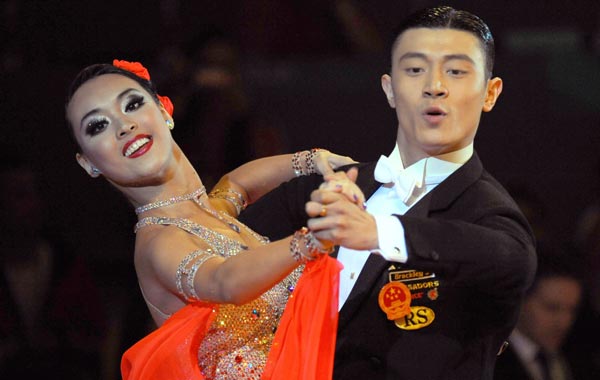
(423, 72, 448, 98)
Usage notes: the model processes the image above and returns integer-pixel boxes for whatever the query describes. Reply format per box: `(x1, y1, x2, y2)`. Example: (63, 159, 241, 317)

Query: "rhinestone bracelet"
(292, 150, 309, 176)
(305, 148, 323, 175)
(290, 227, 333, 263)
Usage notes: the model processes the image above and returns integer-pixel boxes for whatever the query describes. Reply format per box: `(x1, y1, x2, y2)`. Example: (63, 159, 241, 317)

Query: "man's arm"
(237, 174, 324, 240)
(306, 182, 536, 298)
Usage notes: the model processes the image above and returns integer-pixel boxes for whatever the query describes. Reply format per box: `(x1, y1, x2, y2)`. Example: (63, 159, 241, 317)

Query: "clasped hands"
(305, 168, 379, 252)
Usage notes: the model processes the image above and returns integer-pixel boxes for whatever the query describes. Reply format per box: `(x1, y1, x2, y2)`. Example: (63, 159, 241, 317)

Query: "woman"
(65, 60, 363, 380)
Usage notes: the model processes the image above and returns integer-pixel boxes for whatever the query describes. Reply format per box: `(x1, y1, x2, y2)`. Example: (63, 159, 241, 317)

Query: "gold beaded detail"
(208, 188, 248, 215)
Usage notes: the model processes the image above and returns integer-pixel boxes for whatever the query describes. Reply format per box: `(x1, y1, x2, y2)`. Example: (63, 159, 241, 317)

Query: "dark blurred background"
(1, 0, 599, 379)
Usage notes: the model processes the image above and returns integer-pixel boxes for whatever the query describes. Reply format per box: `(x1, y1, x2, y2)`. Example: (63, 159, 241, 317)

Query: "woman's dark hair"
(65, 63, 160, 151)
(390, 5, 495, 78)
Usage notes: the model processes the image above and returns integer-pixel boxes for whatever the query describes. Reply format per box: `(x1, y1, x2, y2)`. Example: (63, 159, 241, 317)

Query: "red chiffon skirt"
(121, 256, 341, 380)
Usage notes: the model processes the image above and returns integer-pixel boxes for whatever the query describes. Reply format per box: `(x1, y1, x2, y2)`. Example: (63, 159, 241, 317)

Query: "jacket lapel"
(425, 152, 483, 212)
(338, 253, 389, 329)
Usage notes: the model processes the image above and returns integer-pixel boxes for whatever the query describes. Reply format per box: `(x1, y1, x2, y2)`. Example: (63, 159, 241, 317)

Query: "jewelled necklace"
(135, 186, 241, 233)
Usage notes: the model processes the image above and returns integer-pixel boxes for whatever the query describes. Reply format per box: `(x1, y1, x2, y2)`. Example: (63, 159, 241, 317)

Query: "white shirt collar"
(386, 143, 473, 186)
(509, 328, 541, 363)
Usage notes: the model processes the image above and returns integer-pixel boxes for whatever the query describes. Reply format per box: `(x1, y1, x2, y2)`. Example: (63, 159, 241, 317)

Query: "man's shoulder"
(451, 152, 516, 205)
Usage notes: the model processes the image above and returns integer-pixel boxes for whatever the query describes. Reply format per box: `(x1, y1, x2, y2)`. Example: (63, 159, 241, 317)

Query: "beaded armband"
(176, 249, 218, 301)
(208, 188, 247, 215)
(290, 227, 333, 263)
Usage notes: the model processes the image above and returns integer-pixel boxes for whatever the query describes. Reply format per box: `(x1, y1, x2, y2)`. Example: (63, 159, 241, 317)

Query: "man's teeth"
(125, 137, 150, 157)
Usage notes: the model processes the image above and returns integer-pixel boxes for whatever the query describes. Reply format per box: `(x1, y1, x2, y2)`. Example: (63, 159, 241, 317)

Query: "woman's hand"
(317, 168, 366, 207)
(304, 168, 378, 251)
(311, 149, 357, 176)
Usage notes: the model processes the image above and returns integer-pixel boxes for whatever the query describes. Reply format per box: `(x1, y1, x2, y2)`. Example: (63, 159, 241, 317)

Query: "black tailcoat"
(239, 152, 536, 380)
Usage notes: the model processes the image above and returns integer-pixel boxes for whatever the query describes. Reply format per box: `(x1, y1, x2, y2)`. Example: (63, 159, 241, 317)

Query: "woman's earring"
(166, 120, 174, 130)
(91, 167, 101, 176)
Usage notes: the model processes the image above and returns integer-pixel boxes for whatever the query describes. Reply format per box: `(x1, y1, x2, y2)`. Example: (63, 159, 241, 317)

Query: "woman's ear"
(158, 103, 175, 130)
(76, 153, 101, 178)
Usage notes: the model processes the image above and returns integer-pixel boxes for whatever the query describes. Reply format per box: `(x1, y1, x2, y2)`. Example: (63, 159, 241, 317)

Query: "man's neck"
(394, 143, 474, 169)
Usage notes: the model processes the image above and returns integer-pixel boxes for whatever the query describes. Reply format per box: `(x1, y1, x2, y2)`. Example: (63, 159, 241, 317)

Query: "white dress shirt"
(337, 143, 473, 309)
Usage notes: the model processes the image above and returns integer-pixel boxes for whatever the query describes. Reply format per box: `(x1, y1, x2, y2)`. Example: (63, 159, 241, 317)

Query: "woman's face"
(67, 74, 176, 187)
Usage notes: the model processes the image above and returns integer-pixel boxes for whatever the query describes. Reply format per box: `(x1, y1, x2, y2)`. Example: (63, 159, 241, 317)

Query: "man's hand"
(306, 169, 379, 251)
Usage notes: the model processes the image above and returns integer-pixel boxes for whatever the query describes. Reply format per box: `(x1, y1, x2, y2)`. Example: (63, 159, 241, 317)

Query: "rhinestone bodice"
(135, 216, 302, 380)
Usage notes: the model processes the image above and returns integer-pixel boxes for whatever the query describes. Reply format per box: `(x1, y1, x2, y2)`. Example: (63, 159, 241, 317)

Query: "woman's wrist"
(290, 227, 333, 263)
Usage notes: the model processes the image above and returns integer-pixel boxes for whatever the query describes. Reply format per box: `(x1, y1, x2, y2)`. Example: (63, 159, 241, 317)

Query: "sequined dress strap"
(136, 216, 253, 255)
(135, 216, 268, 252)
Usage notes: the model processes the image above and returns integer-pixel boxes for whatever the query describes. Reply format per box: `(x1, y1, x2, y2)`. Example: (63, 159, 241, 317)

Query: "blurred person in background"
(0, 148, 106, 379)
(494, 247, 591, 380)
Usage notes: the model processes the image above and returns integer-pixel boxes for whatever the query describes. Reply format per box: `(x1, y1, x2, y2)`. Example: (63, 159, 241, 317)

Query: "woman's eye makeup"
(85, 119, 109, 136)
(85, 119, 108, 136)
(125, 95, 145, 112)
(81, 93, 146, 136)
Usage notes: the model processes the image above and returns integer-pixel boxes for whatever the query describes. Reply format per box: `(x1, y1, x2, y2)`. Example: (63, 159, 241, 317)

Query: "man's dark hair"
(390, 5, 495, 78)
(526, 244, 584, 296)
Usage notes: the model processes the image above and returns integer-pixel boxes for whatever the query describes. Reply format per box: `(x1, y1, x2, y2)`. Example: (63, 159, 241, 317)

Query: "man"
(239, 5, 536, 379)
(494, 249, 584, 380)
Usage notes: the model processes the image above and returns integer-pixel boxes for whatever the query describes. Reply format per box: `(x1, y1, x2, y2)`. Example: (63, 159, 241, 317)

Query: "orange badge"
(378, 281, 412, 320)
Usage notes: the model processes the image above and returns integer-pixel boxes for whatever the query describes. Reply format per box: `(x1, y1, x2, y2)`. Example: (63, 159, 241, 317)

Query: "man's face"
(518, 276, 582, 352)
(381, 28, 502, 166)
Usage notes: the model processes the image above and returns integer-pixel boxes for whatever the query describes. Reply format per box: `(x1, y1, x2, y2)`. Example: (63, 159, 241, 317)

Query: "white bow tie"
(373, 155, 422, 204)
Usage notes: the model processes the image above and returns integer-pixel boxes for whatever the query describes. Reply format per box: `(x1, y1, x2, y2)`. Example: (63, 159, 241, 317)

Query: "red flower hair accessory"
(157, 95, 174, 117)
(112, 59, 174, 116)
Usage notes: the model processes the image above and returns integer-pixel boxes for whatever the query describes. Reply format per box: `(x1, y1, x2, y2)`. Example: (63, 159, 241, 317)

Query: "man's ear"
(76, 153, 101, 178)
(483, 77, 503, 112)
(381, 74, 396, 108)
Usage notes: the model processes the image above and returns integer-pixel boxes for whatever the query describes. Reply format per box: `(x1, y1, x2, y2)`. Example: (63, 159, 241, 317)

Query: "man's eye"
(448, 69, 467, 76)
(86, 120, 108, 136)
(405, 68, 423, 75)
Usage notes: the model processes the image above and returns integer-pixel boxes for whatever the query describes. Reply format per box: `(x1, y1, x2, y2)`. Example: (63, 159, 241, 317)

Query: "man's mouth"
(423, 107, 447, 123)
(424, 107, 446, 116)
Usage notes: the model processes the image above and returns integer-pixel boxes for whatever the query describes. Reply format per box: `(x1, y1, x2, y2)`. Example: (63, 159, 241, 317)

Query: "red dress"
(121, 217, 341, 380)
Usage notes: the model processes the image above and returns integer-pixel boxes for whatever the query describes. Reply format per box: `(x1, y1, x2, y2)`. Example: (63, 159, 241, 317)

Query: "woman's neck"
(122, 147, 206, 215)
